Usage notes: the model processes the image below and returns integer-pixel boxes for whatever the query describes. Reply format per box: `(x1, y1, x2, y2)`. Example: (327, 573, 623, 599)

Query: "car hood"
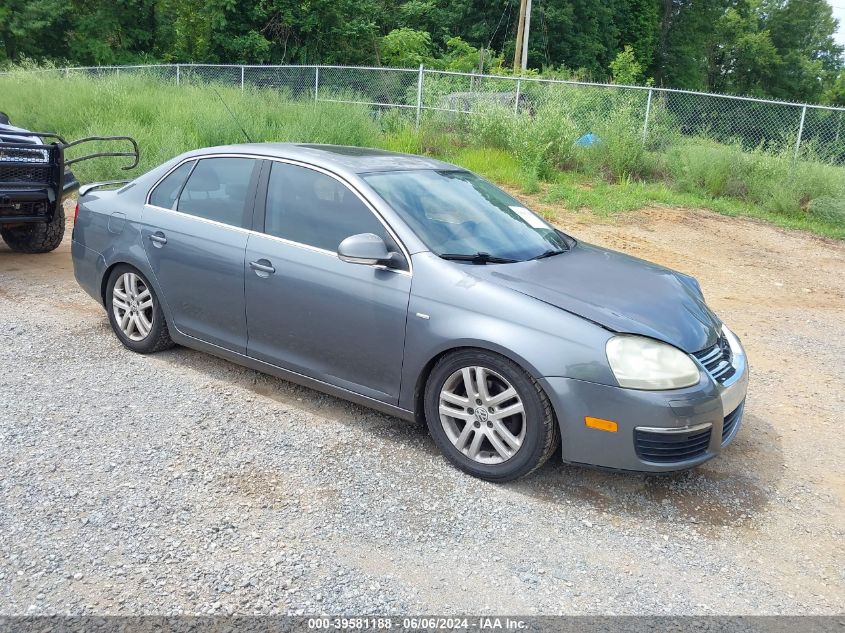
(468, 242, 721, 352)
(0, 123, 42, 145)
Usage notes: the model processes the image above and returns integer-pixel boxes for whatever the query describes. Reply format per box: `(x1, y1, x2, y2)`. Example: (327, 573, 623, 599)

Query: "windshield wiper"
(530, 248, 568, 260)
(439, 252, 518, 264)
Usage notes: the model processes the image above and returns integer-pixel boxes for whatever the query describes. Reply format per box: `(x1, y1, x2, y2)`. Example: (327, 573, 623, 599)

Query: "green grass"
(1, 70, 843, 238)
(0, 72, 382, 183)
(440, 147, 525, 188)
(545, 172, 845, 237)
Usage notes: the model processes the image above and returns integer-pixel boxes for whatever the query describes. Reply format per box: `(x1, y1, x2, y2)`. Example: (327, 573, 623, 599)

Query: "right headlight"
(606, 335, 701, 390)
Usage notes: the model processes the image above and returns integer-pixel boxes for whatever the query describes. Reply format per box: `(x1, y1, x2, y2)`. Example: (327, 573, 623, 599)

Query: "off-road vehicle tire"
(0, 205, 65, 253)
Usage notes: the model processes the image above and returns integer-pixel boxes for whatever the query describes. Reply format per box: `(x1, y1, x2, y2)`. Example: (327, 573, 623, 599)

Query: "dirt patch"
(1, 204, 843, 614)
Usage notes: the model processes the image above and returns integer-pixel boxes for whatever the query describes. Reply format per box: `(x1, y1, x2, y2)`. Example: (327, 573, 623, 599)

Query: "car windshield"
(361, 170, 568, 262)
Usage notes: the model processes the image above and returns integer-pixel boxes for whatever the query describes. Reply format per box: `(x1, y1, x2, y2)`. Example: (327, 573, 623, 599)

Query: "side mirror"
(337, 233, 402, 268)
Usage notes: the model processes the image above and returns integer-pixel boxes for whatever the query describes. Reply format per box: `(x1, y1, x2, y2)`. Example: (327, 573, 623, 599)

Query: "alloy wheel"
(438, 366, 526, 464)
(112, 272, 154, 341)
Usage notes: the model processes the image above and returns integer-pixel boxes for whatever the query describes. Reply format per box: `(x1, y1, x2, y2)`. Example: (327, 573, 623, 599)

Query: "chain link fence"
(15, 63, 845, 164)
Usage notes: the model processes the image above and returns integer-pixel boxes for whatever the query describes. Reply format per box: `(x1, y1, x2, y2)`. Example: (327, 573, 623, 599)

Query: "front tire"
(106, 265, 174, 354)
(0, 206, 65, 253)
(424, 349, 558, 482)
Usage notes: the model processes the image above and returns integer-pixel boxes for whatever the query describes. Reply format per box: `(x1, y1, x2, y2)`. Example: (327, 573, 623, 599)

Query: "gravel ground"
(1, 206, 843, 615)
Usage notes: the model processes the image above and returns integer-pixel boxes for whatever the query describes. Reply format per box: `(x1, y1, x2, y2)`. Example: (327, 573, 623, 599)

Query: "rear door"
(244, 160, 412, 402)
(141, 156, 260, 353)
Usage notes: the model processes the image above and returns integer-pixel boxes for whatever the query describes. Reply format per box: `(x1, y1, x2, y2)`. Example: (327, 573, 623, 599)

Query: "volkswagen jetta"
(72, 144, 749, 481)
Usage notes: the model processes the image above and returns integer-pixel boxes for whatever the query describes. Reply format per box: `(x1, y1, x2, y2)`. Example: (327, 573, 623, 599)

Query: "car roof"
(189, 142, 460, 174)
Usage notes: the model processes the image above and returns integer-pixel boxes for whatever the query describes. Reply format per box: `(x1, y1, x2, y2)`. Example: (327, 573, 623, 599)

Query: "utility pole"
(520, 0, 532, 72)
(513, 0, 527, 72)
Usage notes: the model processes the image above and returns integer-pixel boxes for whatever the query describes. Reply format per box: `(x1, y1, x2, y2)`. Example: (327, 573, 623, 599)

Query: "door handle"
(249, 259, 276, 275)
(149, 232, 167, 246)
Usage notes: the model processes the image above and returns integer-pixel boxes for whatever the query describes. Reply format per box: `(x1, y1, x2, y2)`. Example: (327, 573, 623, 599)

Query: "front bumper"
(541, 343, 749, 472)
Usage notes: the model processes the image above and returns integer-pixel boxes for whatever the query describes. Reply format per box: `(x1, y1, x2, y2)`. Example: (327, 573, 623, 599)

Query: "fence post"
(835, 111, 842, 143)
(314, 66, 320, 104)
(642, 88, 653, 143)
(415, 64, 424, 129)
(240, 66, 245, 91)
(795, 104, 807, 160)
(176, 64, 180, 86)
(514, 79, 522, 115)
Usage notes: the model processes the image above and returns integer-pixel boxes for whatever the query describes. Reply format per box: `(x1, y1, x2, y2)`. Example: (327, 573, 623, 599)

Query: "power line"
(487, 0, 514, 52)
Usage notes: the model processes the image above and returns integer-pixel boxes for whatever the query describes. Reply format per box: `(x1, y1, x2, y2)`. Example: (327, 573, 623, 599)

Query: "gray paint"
(71, 143, 749, 473)
(467, 242, 722, 352)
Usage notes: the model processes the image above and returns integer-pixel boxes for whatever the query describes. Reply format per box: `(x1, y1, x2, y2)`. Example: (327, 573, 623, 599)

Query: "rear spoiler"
(79, 180, 131, 196)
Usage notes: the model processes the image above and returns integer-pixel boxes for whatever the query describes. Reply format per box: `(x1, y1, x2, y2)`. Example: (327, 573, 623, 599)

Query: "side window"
(177, 157, 257, 227)
(264, 162, 389, 252)
(148, 160, 194, 209)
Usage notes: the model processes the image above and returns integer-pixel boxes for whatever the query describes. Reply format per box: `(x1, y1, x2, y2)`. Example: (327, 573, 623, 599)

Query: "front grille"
(693, 333, 736, 384)
(0, 143, 53, 187)
(635, 426, 712, 463)
(0, 163, 52, 185)
(721, 401, 744, 444)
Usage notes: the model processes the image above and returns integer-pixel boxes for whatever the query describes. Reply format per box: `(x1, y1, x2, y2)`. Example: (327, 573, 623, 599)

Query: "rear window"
(148, 161, 194, 209)
(177, 158, 257, 228)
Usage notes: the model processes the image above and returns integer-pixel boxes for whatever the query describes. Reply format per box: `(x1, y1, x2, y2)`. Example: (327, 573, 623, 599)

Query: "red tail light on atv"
(73, 202, 80, 225)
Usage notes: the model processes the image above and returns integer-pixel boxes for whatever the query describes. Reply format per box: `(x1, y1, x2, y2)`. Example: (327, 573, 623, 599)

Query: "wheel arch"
(411, 342, 554, 426)
(99, 253, 173, 325)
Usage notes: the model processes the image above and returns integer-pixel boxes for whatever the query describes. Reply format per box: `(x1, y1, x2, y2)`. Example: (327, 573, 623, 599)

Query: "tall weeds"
(1, 70, 843, 232)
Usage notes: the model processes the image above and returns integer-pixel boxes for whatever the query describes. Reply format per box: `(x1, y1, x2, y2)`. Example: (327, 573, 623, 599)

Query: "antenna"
(210, 85, 254, 143)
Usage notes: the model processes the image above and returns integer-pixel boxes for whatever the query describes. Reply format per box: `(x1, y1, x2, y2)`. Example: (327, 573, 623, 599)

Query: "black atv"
(0, 115, 138, 253)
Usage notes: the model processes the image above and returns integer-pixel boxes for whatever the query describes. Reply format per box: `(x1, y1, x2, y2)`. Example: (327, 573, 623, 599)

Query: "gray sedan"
(71, 144, 749, 481)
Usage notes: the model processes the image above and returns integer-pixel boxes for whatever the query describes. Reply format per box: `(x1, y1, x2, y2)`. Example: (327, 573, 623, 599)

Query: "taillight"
(73, 202, 80, 225)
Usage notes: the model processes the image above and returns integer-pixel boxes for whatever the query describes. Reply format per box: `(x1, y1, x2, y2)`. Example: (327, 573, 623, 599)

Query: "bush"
(665, 138, 845, 217)
(467, 104, 514, 150)
(573, 106, 656, 181)
(809, 197, 845, 225)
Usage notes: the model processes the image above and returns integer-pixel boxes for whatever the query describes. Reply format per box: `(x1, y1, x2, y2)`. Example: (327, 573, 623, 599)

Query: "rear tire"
(0, 205, 65, 253)
(424, 349, 558, 482)
(105, 265, 174, 354)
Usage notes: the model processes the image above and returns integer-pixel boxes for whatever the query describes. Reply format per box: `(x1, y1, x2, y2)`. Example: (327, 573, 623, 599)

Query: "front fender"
(398, 253, 617, 411)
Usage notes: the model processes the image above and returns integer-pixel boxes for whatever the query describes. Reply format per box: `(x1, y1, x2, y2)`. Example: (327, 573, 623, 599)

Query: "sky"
(832, 1, 845, 47)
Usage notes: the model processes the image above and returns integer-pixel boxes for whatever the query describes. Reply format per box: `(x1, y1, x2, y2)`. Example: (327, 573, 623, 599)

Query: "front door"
(244, 161, 411, 403)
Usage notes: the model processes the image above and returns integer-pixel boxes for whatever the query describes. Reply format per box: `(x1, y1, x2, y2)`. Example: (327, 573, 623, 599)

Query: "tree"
(0, 0, 73, 63)
(380, 28, 432, 67)
(653, 0, 728, 89)
(442, 36, 480, 72)
(1, 0, 842, 105)
(609, 44, 645, 84)
(706, 4, 781, 96)
(616, 0, 660, 70)
(824, 71, 845, 106)
(763, 0, 844, 102)
(67, 0, 158, 64)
